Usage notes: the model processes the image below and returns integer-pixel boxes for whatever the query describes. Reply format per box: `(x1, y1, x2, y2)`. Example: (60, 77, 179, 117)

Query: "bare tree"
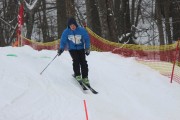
(56, 0, 67, 38)
(118, 0, 134, 44)
(131, 0, 136, 25)
(96, 0, 110, 40)
(134, 0, 142, 27)
(66, 0, 75, 18)
(56, 0, 75, 38)
(85, 0, 101, 36)
(23, 0, 42, 39)
(39, 0, 50, 42)
(114, 0, 121, 38)
(1, 0, 180, 46)
(0, 0, 18, 46)
(172, 0, 180, 41)
(155, 0, 165, 45)
(106, 0, 118, 42)
(163, 0, 172, 44)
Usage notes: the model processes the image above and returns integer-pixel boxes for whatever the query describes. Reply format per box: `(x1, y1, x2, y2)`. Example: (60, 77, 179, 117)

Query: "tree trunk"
(172, 1, 180, 41)
(24, 0, 42, 39)
(119, 0, 134, 44)
(26, 12, 34, 39)
(114, 0, 121, 38)
(56, 0, 67, 38)
(41, 0, 50, 42)
(119, 0, 129, 35)
(135, 0, 142, 27)
(106, 0, 118, 42)
(0, 0, 17, 46)
(96, 0, 110, 40)
(164, 0, 172, 44)
(0, 22, 6, 46)
(66, 0, 75, 18)
(131, 0, 136, 25)
(85, 0, 101, 36)
(156, 0, 164, 45)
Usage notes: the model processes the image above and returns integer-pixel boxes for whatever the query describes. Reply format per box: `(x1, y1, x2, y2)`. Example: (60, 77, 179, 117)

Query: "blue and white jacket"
(60, 27, 90, 50)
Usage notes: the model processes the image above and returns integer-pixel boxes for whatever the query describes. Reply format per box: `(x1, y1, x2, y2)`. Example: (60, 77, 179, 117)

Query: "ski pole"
(40, 54, 58, 75)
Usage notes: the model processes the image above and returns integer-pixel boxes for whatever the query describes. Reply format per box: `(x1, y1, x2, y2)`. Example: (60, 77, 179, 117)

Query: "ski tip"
(93, 91, 98, 94)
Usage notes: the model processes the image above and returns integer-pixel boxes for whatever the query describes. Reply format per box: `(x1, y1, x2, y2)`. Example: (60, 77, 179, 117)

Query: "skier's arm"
(83, 29, 90, 49)
(60, 30, 68, 50)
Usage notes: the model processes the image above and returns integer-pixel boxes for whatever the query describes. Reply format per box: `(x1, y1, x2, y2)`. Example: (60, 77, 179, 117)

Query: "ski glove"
(85, 49, 90, 56)
(57, 49, 64, 56)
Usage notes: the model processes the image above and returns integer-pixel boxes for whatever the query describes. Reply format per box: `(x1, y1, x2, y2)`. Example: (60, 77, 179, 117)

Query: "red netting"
(21, 36, 59, 51)
(86, 27, 180, 83)
(16, 27, 180, 84)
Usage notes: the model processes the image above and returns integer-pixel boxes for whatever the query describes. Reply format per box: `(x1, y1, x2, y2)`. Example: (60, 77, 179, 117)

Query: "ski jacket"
(60, 27, 90, 50)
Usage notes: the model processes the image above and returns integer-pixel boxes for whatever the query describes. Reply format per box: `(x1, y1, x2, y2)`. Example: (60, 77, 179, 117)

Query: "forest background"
(0, 0, 180, 47)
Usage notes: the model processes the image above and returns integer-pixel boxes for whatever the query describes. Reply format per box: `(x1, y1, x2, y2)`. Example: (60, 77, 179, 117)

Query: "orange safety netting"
(18, 27, 180, 83)
(21, 36, 59, 51)
(87, 27, 180, 83)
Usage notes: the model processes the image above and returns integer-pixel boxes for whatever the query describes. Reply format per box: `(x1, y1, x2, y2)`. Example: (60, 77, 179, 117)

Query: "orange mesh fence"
(86, 27, 180, 83)
(86, 27, 178, 61)
(21, 36, 59, 51)
(18, 27, 180, 83)
(136, 59, 180, 84)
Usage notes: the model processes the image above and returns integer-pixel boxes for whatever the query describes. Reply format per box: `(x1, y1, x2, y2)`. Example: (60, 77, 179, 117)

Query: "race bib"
(68, 35, 82, 44)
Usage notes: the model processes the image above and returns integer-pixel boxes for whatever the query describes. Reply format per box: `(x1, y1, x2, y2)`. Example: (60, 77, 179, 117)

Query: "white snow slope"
(0, 46, 180, 120)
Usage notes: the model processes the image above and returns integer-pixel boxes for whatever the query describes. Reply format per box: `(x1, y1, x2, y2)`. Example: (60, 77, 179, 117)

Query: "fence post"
(170, 40, 180, 83)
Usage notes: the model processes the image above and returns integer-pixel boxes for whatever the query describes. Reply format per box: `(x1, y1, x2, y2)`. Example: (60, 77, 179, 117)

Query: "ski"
(72, 74, 98, 94)
(77, 81, 88, 90)
(83, 84, 98, 94)
(72, 75, 88, 90)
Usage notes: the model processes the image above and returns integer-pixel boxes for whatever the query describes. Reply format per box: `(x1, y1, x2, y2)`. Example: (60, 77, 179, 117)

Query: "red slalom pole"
(83, 100, 89, 120)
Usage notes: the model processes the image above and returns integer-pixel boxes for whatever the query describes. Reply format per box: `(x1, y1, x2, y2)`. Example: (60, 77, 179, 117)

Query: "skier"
(57, 17, 90, 86)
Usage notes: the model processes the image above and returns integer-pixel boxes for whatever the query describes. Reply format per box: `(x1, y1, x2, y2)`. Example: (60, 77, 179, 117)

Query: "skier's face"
(70, 24, 76, 31)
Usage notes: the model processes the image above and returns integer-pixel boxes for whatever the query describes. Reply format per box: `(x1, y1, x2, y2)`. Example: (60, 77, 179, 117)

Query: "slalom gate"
(18, 27, 180, 84)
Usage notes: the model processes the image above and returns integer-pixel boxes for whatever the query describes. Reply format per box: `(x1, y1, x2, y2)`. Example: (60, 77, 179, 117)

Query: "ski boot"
(75, 75, 82, 82)
(82, 78, 90, 86)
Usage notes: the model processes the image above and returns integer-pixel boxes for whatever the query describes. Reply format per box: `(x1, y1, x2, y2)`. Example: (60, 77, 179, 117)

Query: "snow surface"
(0, 46, 180, 120)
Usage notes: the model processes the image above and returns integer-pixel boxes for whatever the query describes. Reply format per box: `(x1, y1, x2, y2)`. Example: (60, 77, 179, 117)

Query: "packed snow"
(0, 46, 180, 120)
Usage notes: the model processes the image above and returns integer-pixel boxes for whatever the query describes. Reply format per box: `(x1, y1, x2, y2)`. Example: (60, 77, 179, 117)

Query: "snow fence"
(18, 27, 180, 84)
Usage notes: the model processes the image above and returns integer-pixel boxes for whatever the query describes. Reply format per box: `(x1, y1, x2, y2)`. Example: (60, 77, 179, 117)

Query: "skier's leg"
(69, 50, 81, 77)
(79, 49, 89, 85)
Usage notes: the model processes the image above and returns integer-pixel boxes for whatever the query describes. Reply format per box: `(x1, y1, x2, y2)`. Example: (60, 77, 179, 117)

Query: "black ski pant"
(69, 49, 88, 78)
